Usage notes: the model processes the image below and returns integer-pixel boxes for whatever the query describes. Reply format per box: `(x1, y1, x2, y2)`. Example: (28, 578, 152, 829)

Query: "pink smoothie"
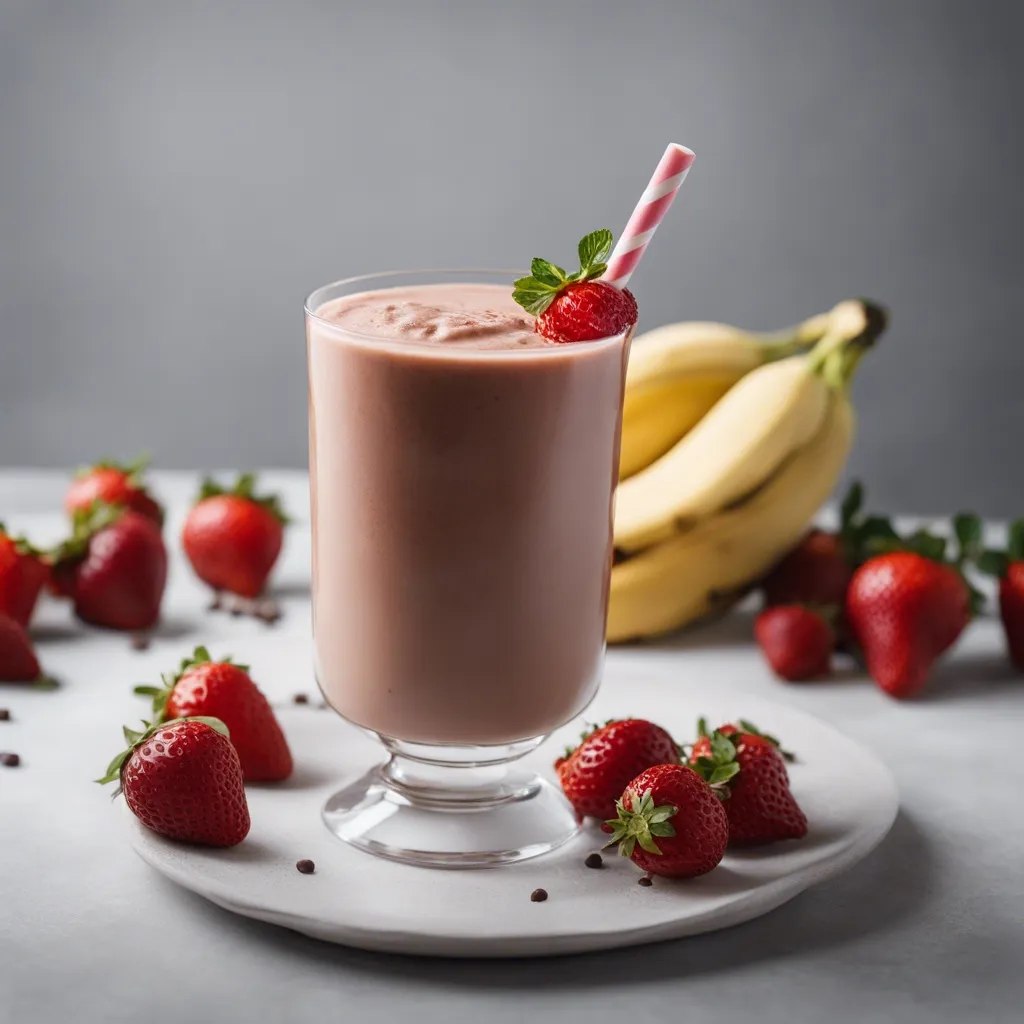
(307, 281, 630, 745)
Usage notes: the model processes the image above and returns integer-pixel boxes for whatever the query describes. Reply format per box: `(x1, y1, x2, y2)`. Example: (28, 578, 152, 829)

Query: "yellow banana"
(607, 390, 855, 643)
(619, 313, 832, 480)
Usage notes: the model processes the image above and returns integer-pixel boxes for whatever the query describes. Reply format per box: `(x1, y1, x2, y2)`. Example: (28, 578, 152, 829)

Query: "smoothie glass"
(305, 270, 631, 867)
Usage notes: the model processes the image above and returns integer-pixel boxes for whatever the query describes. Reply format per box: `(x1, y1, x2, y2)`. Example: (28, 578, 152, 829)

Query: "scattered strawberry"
(182, 473, 288, 598)
(97, 717, 250, 847)
(846, 552, 971, 699)
(51, 504, 167, 631)
(973, 518, 1024, 670)
(554, 718, 679, 821)
(513, 230, 638, 343)
(0, 614, 42, 682)
(690, 721, 807, 845)
(763, 530, 852, 608)
(135, 646, 292, 782)
(0, 525, 50, 627)
(65, 455, 163, 526)
(754, 605, 834, 681)
(603, 764, 728, 878)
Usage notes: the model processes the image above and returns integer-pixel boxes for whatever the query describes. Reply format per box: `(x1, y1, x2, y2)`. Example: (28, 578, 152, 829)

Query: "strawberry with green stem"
(513, 230, 638, 343)
(973, 519, 1024, 670)
(65, 454, 163, 526)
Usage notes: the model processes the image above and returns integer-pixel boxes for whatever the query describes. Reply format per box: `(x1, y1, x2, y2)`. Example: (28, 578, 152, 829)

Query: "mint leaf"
(1009, 519, 1024, 563)
(977, 549, 1009, 578)
(512, 285, 558, 316)
(530, 258, 566, 288)
(904, 529, 947, 563)
(578, 229, 613, 272)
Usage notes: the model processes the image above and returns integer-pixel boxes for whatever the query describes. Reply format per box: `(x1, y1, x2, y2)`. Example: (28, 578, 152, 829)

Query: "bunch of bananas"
(608, 299, 888, 643)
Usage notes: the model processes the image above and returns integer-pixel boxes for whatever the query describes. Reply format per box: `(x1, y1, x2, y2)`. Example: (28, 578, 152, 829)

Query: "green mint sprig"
(513, 229, 614, 316)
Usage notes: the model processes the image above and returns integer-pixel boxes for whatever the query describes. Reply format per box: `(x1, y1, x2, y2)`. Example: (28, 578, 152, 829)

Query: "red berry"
(53, 507, 167, 631)
(691, 724, 807, 846)
(535, 281, 638, 343)
(65, 460, 163, 526)
(604, 764, 728, 878)
(999, 562, 1024, 670)
(755, 605, 834, 681)
(105, 718, 250, 848)
(555, 718, 679, 821)
(139, 647, 292, 782)
(0, 530, 49, 628)
(846, 552, 970, 699)
(0, 614, 41, 682)
(763, 530, 852, 608)
(182, 474, 286, 598)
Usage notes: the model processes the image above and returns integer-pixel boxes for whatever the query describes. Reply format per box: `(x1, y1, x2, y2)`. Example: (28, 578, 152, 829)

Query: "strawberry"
(0, 525, 50, 627)
(763, 530, 852, 608)
(513, 229, 638, 343)
(974, 518, 1024, 670)
(754, 605, 834, 681)
(554, 718, 679, 821)
(51, 504, 167, 631)
(690, 721, 807, 845)
(846, 552, 971, 699)
(135, 646, 292, 782)
(603, 764, 728, 878)
(97, 717, 250, 847)
(65, 455, 163, 526)
(0, 614, 42, 682)
(182, 473, 287, 598)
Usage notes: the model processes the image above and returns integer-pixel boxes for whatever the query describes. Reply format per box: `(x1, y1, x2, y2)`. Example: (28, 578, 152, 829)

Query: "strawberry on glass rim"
(513, 229, 638, 343)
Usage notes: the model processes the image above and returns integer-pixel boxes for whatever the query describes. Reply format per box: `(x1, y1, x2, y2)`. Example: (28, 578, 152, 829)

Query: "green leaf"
(840, 481, 863, 529)
(709, 762, 741, 786)
(649, 822, 676, 838)
(903, 529, 947, 563)
(530, 258, 565, 288)
(512, 284, 558, 316)
(1009, 520, 1024, 563)
(710, 732, 737, 765)
(132, 685, 162, 697)
(977, 549, 1009, 578)
(636, 831, 663, 855)
(696, 716, 709, 738)
(648, 804, 676, 824)
(953, 513, 983, 561)
(578, 228, 613, 272)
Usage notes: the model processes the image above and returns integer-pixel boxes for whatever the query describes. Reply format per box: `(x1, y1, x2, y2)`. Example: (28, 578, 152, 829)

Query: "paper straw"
(603, 143, 695, 289)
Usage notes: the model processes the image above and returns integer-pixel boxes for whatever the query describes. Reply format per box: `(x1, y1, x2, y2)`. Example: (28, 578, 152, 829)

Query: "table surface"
(2, 471, 1022, 1024)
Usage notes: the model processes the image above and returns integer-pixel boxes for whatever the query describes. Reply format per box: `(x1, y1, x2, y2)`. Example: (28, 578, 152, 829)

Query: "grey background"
(1, 0, 1022, 515)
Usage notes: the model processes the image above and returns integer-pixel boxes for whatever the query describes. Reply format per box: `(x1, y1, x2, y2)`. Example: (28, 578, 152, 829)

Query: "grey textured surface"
(2, 472, 1023, 1023)
(1, 1, 1023, 514)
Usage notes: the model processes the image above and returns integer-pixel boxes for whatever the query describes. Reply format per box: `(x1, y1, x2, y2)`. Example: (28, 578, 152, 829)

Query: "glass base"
(321, 735, 580, 868)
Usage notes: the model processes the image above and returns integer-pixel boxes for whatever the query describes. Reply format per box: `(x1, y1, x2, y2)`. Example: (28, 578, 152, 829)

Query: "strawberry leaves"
(196, 472, 289, 524)
(133, 646, 248, 720)
(690, 730, 741, 793)
(603, 788, 677, 857)
(513, 229, 614, 316)
(973, 519, 1024, 580)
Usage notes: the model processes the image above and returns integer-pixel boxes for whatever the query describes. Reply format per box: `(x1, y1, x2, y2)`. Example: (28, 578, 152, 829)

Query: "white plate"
(129, 662, 898, 958)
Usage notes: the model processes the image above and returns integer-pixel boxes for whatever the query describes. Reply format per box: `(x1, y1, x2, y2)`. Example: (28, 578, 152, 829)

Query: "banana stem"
(759, 311, 833, 361)
(807, 298, 890, 389)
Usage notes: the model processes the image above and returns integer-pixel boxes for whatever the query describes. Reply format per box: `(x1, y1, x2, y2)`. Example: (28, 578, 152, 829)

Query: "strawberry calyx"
(0, 521, 46, 559)
(133, 645, 249, 721)
(973, 519, 1024, 580)
(196, 472, 290, 525)
(689, 728, 741, 797)
(76, 452, 152, 487)
(840, 481, 985, 615)
(512, 229, 616, 316)
(50, 501, 128, 566)
(95, 716, 230, 792)
(602, 788, 677, 858)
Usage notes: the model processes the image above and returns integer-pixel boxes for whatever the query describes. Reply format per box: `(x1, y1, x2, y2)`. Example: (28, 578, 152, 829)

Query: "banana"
(619, 313, 832, 480)
(607, 388, 855, 643)
(613, 300, 877, 554)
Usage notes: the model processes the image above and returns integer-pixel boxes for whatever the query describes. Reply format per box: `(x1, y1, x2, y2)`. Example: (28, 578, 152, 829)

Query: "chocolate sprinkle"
(0, 709, 10, 721)
(1, 752, 20, 767)
(530, 888, 548, 903)
(296, 859, 315, 874)
(584, 853, 603, 869)
(637, 875, 653, 887)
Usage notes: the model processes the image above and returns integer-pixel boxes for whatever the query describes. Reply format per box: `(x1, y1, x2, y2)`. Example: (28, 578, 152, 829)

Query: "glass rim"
(303, 269, 631, 355)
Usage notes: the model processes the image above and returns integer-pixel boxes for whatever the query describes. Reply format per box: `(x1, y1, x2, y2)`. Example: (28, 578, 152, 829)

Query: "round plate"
(128, 663, 898, 958)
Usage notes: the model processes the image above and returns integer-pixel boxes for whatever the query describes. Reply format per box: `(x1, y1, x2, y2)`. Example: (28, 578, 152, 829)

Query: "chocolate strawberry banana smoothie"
(307, 276, 631, 745)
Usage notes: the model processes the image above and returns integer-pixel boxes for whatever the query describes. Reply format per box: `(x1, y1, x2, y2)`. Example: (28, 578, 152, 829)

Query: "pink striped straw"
(603, 143, 696, 289)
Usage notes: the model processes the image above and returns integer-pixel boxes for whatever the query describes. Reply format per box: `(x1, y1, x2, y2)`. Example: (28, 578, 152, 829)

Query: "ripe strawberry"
(754, 605, 834, 681)
(65, 456, 163, 526)
(0, 613, 42, 681)
(554, 718, 679, 821)
(974, 518, 1024, 670)
(846, 552, 970, 699)
(603, 764, 728, 878)
(97, 717, 250, 847)
(0, 525, 49, 627)
(690, 722, 807, 845)
(763, 530, 852, 608)
(51, 504, 167, 631)
(182, 473, 287, 598)
(513, 229, 638, 343)
(135, 646, 292, 782)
